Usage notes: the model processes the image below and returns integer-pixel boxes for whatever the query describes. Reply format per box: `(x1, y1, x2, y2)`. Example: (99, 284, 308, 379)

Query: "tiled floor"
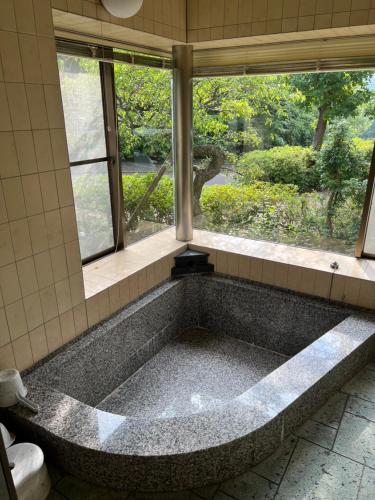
(46, 362, 375, 500)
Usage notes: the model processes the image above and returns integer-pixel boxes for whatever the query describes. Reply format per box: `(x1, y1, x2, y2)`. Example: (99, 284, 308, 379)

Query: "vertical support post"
(173, 45, 193, 241)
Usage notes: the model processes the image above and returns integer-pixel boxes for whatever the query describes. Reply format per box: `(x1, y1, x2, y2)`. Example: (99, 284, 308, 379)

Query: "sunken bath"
(6, 275, 375, 491)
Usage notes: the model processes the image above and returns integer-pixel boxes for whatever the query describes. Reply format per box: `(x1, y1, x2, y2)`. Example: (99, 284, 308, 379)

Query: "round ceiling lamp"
(101, 0, 143, 18)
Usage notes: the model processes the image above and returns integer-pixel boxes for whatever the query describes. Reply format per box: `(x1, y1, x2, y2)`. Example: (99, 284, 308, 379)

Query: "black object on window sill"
(171, 250, 214, 277)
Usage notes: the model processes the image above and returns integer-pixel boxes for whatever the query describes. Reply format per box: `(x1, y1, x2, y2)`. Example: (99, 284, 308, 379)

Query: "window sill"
(83, 227, 186, 299)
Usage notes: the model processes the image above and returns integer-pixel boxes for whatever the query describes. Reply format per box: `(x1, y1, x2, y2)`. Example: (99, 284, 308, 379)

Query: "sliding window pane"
(364, 186, 375, 255)
(58, 55, 107, 163)
(71, 163, 114, 260)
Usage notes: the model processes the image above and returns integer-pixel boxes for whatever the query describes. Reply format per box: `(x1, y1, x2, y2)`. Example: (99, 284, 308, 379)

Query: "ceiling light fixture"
(101, 0, 143, 18)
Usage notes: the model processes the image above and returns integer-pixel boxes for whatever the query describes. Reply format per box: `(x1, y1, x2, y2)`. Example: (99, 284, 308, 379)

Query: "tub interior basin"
(96, 328, 289, 418)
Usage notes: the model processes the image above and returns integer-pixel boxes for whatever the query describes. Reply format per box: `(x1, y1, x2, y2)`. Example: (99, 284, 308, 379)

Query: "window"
(58, 54, 120, 262)
(114, 63, 174, 245)
(192, 71, 375, 256)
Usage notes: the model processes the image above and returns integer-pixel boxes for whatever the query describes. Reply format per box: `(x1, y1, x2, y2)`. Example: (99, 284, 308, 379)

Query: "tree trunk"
(312, 106, 328, 151)
(192, 145, 226, 216)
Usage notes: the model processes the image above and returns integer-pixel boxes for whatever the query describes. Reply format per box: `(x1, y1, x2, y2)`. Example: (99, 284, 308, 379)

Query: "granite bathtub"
(4, 275, 375, 491)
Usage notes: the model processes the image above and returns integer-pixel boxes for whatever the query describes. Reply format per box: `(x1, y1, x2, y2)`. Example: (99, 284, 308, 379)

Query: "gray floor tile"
(346, 396, 375, 423)
(342, 368, 375, 403)
(312, 392, 347, 429)
(55, 474, 130, 500)
(46, 462, 65, 487)
(252, 435, 297, 484)
(192, 483, 220, 499)
(220, 470, 277, 500)
(294, 419, 337, 449)
(47, 491, 66, 500)
(212, 493, 233, 500)
(357, 467, 375, 500)
(334, 412, 375, 467)
(275, 439, 363, 500)
(132, 491, 201, 500)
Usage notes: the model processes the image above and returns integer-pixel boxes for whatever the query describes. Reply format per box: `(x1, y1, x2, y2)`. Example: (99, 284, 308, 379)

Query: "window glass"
(364, 185, 375, 255)
(192, 71, 375, 255)
(71, 162, 114, 260)
(58, 54, 107, 163)
(114, 64, 174, 245)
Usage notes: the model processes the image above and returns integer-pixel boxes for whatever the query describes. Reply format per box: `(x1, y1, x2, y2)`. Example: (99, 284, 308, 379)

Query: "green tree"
(291, 72, 374, 150)
(318, 122, 366, 235)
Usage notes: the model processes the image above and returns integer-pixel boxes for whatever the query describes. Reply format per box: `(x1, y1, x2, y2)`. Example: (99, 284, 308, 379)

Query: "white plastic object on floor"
(0, 423, 15, 448)
(6, 443, 50, 500)
(0, 369, 39, 413)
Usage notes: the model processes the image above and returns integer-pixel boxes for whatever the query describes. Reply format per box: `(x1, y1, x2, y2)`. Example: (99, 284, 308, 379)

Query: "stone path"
(47, 362, 375, 500)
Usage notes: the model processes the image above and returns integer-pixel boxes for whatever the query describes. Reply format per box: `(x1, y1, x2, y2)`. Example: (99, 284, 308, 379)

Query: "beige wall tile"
(45, 209, 63, 248)
(29, 324, 48, 362)
(18, 34, 42, 84)
(0, 263, 21, 304)
(282, 17, 298, 31)
(39, 171, 59, 211)
(55, 278, 72, 314)
(12, 332, 33, 370)
(249, 257, 263, 282)
(357, 279, 375, 309)
(351, 0, 370, 10)
(55, 169, 74, 207)
(33, 0, 54, 37)
(14, 131, 37, 175)
(16, 255, 38, 296)
(22, 174, 43, 216)
(40, 284, 58, 321)
(211, 0, 225, 26)
(33, 130, 54, 172)
(0, 83, 12, 131)
(0, 185, 7, 224)
(14, 0, 36, 34)
(50, 245, 68, 282)
(28, 213, 48, 253)
(314, 271, 332, 298)
(44, 85, 65, 129)
(5, 299, 27, 340)
(286, 264, 302, 292)
(299, 268, 317, 295)
(333, 0, 351, 12)
(262, 260, 275, 286)
(0, 307, 11, 346)
(330, 274, 347, 302)
(2, 177, 26, 220)
(60, 205, 78, 243)
(268, 0, 283, 19)
(332, 11, 350, 26)
(23, 291, 43, 330)
(37, 37, 59, 85)
(314, 13, 333, 28)
(0, 31, 23, 83)
(349, 9, 369, 25)
(0, 343, 16, 369)
(109, 283, 121, 313)
(69, 272, 85, 306)
(25, 84, 49, 129)
(283, 0, 300, 18)
(316, 0, 333, 14)
(34, 250, 54, 288)
(59, 308, 75, 342)
(299, 0, 317, 16)
(119, 278, 130, 307)
(73, 302, 87, 335)
(44, 316, 62, 352)
(273, 262, 289, 289)
(86, 294, 99, 327)
(6, 82, 31, 130)
(343, 276, 361, 305)
(298, 15, 315, 30)
(253, 0, 267, 21)
(10, 218, 32, 261)
(50, 129, 69, 170)
(65, 240, 81, 275)
(0, 223, 14, 266)
(0, 0, 17, 32)
(0, 131, 19, 177)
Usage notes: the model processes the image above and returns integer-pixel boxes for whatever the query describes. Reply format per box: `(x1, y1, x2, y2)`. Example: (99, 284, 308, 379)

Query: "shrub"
(122, 174, 174, 228)
(237, 145, 319, 192)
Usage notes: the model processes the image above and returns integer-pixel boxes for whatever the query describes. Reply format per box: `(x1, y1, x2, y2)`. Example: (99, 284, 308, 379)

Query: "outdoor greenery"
(63, 57, 375, 255)
(113, 64, 375, 254)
